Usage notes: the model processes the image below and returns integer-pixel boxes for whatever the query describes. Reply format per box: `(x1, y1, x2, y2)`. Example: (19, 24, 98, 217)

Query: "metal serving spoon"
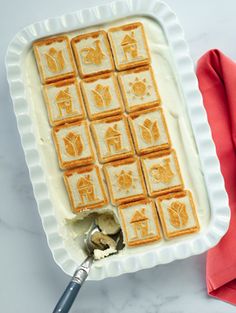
(53, 222, 123, 313)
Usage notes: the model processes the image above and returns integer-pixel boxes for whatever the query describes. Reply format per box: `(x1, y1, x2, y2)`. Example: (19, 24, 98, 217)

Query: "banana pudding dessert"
(32, 20, 203, 260)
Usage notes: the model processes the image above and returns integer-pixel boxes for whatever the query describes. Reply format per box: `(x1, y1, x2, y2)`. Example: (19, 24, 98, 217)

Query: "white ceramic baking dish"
(6, 0, 230, 280)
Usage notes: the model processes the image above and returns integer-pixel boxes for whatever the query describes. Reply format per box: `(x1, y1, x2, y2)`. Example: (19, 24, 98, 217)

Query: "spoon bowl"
(53, 220, 124, 313)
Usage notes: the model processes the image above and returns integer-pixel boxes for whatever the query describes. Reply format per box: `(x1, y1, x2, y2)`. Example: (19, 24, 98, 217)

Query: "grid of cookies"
(33, 22, 200, 248)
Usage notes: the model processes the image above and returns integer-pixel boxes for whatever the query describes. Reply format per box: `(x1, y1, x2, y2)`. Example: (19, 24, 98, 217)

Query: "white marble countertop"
(1, 0, 236, 312)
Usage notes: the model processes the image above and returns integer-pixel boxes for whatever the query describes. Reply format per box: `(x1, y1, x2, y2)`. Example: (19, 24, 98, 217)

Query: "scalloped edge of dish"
(5, 0, 230, 280)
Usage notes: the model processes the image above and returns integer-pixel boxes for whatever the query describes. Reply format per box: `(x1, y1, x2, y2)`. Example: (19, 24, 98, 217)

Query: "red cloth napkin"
(197, 49, 236, 305)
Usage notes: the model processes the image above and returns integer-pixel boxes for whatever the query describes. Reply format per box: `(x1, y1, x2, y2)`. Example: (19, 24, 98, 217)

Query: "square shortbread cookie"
(128, 107, 171, 155)
(43, 78, 85, 126)
(103, 157, 147, 205)
(90, 115, 134, 163)
(156, 190, 200, 239)
(81, 73, 124, 120)
(64, 165, 108, 212)
(33, 36, 76, 84)
(118, 66, 160, 112)
(71, 30, 114, 78)
(141, 149, 184, 197)
(52, 120, 95, 169)
(108, 22, 150, 71)
(119, 199, 162, 247)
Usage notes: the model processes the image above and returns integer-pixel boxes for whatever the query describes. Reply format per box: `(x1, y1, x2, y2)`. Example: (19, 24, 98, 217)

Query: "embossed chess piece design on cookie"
(81, 73, 124, 120)
(128, 107, 171, 155)
(156, 191, 200, 239)
(91, 116, 134, 163)
(119, 199, 162, 246)
(72, 31, 114, 77)
(108, 22, 150, 70)
(141, 149, 184, 197)
(64, 165, 108, 212)
(43, 79, 86, 126)
(52, 121, 95, 169)
(33, 36, 76, 84)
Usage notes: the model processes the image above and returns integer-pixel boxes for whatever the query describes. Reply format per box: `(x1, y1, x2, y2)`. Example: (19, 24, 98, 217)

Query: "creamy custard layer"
(24, 16, 210, 265)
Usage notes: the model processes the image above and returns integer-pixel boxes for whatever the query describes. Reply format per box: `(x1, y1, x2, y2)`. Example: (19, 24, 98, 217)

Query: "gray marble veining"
(1, 0, 236, 312)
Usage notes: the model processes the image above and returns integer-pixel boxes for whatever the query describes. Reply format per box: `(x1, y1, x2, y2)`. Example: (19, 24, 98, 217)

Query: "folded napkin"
(197, 49, 236, 305)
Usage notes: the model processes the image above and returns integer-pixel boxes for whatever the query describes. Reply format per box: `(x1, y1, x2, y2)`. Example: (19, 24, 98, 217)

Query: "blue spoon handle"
(53, 280, 81, 313)
(53, 256, 93, 313)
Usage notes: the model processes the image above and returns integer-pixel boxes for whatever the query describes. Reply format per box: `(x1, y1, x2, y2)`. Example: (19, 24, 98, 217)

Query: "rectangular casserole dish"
(6, 0, 230, 280)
